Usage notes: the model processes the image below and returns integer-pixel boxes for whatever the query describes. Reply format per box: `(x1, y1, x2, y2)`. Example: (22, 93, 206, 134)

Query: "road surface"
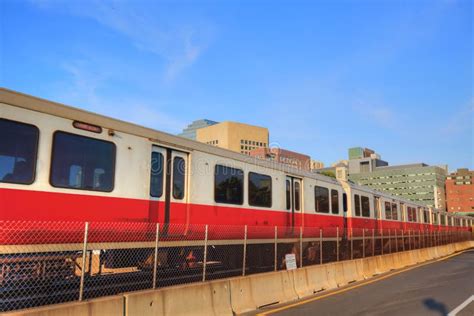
(255, 249, 474, 316)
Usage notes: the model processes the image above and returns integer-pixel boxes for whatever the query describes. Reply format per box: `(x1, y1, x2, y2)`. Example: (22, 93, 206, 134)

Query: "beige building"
(196, 121, 269, 155)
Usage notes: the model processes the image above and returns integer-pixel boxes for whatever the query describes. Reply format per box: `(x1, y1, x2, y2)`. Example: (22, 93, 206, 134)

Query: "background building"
(196, 121, 269, 155)
(347, 147, 388, 173)
(249, 147, 311, 170)
(446, 168, 474, 214)
(178, 119, 218, 140)
(349, 163, 448, 210)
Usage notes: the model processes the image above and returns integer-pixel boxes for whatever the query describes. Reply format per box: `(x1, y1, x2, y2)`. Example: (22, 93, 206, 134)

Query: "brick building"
(249, 147, 311, 170)
(446, 168, 474, 214)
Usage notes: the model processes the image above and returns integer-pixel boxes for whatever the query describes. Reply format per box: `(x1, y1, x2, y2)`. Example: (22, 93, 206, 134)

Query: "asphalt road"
(256, 249, 474, 316)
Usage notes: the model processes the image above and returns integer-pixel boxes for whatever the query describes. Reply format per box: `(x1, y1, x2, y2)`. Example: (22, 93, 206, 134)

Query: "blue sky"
(1, 0, 472, 170)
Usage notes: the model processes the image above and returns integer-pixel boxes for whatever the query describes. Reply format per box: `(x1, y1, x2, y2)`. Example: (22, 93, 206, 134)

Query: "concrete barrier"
(247, 270, 298, 310)
(375, 256, 390, 274)
(6, 296, 124, 316)
(328, 262, 346, 287)
(229, 277, 257, 315)
(292, 268, 312, 298)
(124, 279, 233, 316)
(388, 253, 404, 270)
(305, 264, 333, 292)
(341, 260, 363, 284)
(362, 256, 379, 278)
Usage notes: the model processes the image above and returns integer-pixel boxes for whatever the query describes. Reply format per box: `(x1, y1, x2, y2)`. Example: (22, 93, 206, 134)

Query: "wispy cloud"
(53, 59, 186, 133)
(31, 0, 213, 80)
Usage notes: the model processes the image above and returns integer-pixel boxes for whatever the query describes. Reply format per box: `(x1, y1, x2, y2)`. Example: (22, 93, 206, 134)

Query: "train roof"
(1, 88, 467, 218)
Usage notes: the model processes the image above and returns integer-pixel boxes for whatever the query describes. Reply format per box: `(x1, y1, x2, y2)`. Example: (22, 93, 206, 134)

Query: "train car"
(0, 88, 471, 287)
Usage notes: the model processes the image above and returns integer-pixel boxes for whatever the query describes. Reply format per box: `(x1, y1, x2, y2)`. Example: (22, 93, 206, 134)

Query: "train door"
(149, 146, 188, 226)
(285, 176, 302, 230)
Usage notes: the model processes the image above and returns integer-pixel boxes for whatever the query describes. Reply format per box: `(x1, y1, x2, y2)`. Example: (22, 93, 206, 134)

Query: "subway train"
(0, 88, 472, 283)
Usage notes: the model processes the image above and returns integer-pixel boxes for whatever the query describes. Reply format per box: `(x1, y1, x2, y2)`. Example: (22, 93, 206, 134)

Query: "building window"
(315, 186, 329, 213)
(215, 165, 243, 205)
(361, 196, 370, 217)
(354, 194, 361, 216)
(331, 189, 339, 214)
(172, 157, 185, 200)
(248, 172, 272, 207)
(0, 118, 39, 185)
(150, 151, 164, 197)
(50, 131, 115, 192)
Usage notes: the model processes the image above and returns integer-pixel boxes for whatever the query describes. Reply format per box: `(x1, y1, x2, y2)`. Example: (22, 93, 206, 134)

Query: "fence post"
(79, 222, 89, 301)
(202, 225, 208, 282)
(299, 226, 303, 268)
(402, 230, 405, 251)
(336, 227, 339, 262)
(395, 229, 398, 252)
(372, 229, 375, 257)
(388, 229, 392, 253)
(319, 228, 323, 265)
(274, 226, 278, 271)
(152, 223, 160, 289)
(350, 228, 353, 260)
(381, 229, 384, 255)
(408, 230, 411, 250)
(362, 229, 365, 258)
(242, 225, 247, 276)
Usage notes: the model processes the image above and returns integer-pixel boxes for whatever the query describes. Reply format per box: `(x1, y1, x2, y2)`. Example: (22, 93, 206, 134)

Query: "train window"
(215, 165, 244, 205)
(0, 119, 39, 185)
(331, 190, 339, 214)
(440, 215, 446, 226)
(315, 186, 329, 213)
(294, 182, 301, 211)
(423, 210, 429, 224)
(150, 152, 164, 197)
(432, 213, 438, 224)
(391, 203, 398, 221)
(342, 193, 348, 213)
(286, 180, 291, 210)
(173, 157, 185, 200)
(50, 131, 115, 192)
(354, 194, 361, 216)
(361, 196, 370, 217)
(248, 172, 272, 207)
(385, 202, 392, 220)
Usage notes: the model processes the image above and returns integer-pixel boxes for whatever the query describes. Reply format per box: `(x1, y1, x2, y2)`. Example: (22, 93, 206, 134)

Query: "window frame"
(0, 118, 40, 185)
(331, 189, 339, 215)
(49, 130, 116, 192)
(172, 156, 185, 200)
(361, 195, 370, 218)
(354, 194, 361, 217)
(214, 164, 244, 205)
(248, 171, 272, 208)
(149, 151, 164, 198)
(314, 185, 330, 214)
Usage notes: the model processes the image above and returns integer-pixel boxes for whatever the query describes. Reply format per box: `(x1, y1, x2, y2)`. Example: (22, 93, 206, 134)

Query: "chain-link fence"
(0, 221, 472, 312)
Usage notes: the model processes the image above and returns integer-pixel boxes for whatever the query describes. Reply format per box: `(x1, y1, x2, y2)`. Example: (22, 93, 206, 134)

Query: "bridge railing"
(0, 221, 472, 312)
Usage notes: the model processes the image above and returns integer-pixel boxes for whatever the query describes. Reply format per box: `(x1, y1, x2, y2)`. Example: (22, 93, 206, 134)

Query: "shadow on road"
(423, 298, 448, 316)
